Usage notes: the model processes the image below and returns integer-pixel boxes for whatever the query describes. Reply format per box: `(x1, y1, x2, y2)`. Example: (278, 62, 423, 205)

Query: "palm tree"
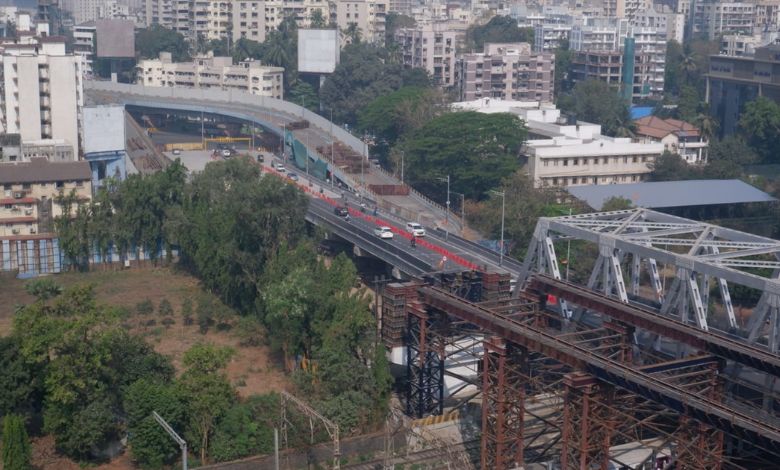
(264, 32, 289, 67)
(694, 113, 718, 142)
(680, 51, 698, 84)
(342, 22, 362, 45)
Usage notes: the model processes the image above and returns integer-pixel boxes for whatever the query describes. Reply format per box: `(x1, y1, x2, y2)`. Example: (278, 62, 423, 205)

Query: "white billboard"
(298, 29, 340, 74)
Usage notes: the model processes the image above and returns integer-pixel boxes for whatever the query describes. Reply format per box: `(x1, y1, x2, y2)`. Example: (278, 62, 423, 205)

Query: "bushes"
(136, 298, 155, 315)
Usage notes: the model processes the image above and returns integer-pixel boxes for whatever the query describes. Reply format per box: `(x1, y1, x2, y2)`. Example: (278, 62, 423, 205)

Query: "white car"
(221, 149, 232, 157)
(374, 226, 394, 239)
(406, 222, 426, 237)
(274, 162, 286, 173)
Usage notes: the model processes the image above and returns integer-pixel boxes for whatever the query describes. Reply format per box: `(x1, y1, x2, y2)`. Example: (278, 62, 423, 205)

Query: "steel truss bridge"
(381, 209, 780, 469)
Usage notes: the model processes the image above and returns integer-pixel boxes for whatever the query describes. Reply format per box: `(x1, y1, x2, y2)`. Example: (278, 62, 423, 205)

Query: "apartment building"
(707, 44, 780, 135)
(138, 52, 284, 98)
(0, 158, 92, 237)
(335, 0, 388, 45)
(0, 37, 83, 159)
(634, 116, 708, 164)
(694, 1, 755, 40)
(395, 22, 458, 87)
(457, 43, 555, 102)
(631, 5, 685, 43)
(232, 0, 329, 43)
(452, 99, 664, 188)
(754, 0, 780, 30)
(570, 19, 665, 100)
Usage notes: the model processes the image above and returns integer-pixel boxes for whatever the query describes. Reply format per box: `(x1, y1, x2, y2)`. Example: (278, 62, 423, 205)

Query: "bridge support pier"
(560, 372, 615, 470)
(481, 337, 527, 470)
(405, 302, 445, 418)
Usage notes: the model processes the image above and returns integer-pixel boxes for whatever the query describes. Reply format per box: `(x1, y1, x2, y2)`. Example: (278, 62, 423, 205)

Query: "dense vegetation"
(11, 158, 392, 467)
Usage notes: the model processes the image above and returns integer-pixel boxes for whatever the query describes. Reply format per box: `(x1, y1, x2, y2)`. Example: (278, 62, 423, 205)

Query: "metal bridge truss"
(517, 209, 780, 355)
(401, 282, 780, 469)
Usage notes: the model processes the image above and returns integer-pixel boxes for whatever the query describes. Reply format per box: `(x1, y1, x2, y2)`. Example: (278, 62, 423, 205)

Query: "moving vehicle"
(334, 206, 349, 217)
(374, 226, 394, 239)
(273, 162, 286, 173)
(406, 222, 426, 237)
(221, 149, 232, 157)
(172, 149, 181, 156)
(287, 173, 299, 182)
(256, 154, 264, 163)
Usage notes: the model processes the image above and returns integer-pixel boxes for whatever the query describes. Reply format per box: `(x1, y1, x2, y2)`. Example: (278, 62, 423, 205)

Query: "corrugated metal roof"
(0, 158, 91, 184)
(567, 180, 776, 210)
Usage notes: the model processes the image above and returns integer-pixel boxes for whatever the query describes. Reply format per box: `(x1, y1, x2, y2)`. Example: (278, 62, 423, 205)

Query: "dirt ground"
(0, 267, 291, 469)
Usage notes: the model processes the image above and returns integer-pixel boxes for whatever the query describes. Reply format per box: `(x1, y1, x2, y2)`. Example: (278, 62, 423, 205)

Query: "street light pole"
(400, 150, 404, 184)
(330, 108, 334, 188)
(152, 411, 187, 470)
(445, 175, 450, 241)
(490, 190, 506, 266)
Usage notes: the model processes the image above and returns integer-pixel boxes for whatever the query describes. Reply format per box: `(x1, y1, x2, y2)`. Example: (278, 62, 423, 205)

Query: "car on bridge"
(287, 173, 299, 182)
(406, 222, 426, 237)
(374, 226, 394, 239)
(334, 206, 349, 217)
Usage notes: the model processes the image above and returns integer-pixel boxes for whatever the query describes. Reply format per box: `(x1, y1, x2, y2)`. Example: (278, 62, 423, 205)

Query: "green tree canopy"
(358, 86, 442, 159)
(601, 196, 634, 211)
(562, 80, 635, 137)
(175, 158, 309, 313)
(385, 12, 415, 46)
(465, 16, 534, 51)
(124, 379, 186, 469)
(399, 111, 527, 201)
(739, 97, 780, 163)
(321, 43, 430, 125)
(136, 25, 190, 62)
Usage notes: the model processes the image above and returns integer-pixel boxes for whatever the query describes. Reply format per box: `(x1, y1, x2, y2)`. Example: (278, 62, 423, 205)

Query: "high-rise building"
(395, 22, 459, 87)
(570, 18, 666, 101)
(0, 36, 83, 159)
(457, 42, 555, 102)
(231, 0, 329, 43)
(693, 1, 755, 40)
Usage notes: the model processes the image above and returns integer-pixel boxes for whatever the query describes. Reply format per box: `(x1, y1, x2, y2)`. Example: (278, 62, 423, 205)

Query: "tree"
(320, 43, 428, 125)
(466, 16, 534, 51)
(563, 80, 635, 137)
(309, 8, 328, 28)
(262, 267, 313, 371)
(136, 25, 190, 62)
(739, 97, 780, 163)
(25, 278, 62, 301)
(175, 158, 309, 313)
(601, 196, 634, 211)
(341, 22, 362, 44)
(2, 414, 31, 470)
(708, 136, 758, 167)
(0, 337, 43, 418)
(177, 344, 236, 464)
(288, 80, 319, 110)
(465, 171, 562, 256)
(695, 113, 718, 143)
(358, 86, 442, 159)
(400, 111, 527, 201)
(554, 39, 572, 96)
(124, 379, 186, 468)
(648, 151, 700, 181)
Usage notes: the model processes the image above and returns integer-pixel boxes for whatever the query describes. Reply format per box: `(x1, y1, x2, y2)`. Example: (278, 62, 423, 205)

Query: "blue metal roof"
(567, 179, 776, 210)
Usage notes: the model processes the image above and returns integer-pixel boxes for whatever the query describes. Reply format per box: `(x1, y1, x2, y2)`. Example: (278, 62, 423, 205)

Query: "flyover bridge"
(84, 80, 455, 230)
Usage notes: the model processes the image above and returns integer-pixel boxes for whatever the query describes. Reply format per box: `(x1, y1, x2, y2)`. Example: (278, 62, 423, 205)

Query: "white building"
(452, 99, 664, 188)
(73, 22, 96, 76)
(634, 116, 708, 164)
(720, 31, 779, 56)
(137, 52, 284, 98)
(694, 1, 755, 40)
(0, 37, 83, 159)
(631, 5, 685, 43)
(395, 22, 459, 87)
(231, 0, 330, 43)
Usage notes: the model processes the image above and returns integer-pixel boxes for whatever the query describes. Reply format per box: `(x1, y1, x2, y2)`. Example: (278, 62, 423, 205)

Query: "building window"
(22, 183, 30, 189)
(603, 157, 608, 164)
(632, 156, 638, 163)
(563, 159, 569, 166)
(56, 181, 64, 188)
(623, 157, 628, 164)
(543, 160, 549, 166)
(552, 178, 558, 185)
(573, 158, 579, 166)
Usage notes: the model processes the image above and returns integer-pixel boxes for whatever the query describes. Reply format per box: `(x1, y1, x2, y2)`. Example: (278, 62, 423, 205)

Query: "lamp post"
(330, 108, 335, 188)
(437, 175, 451, 241)
(490, 189, 506, 266)
(400, 150, 404, 184)
(152, 411, 187, 470)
